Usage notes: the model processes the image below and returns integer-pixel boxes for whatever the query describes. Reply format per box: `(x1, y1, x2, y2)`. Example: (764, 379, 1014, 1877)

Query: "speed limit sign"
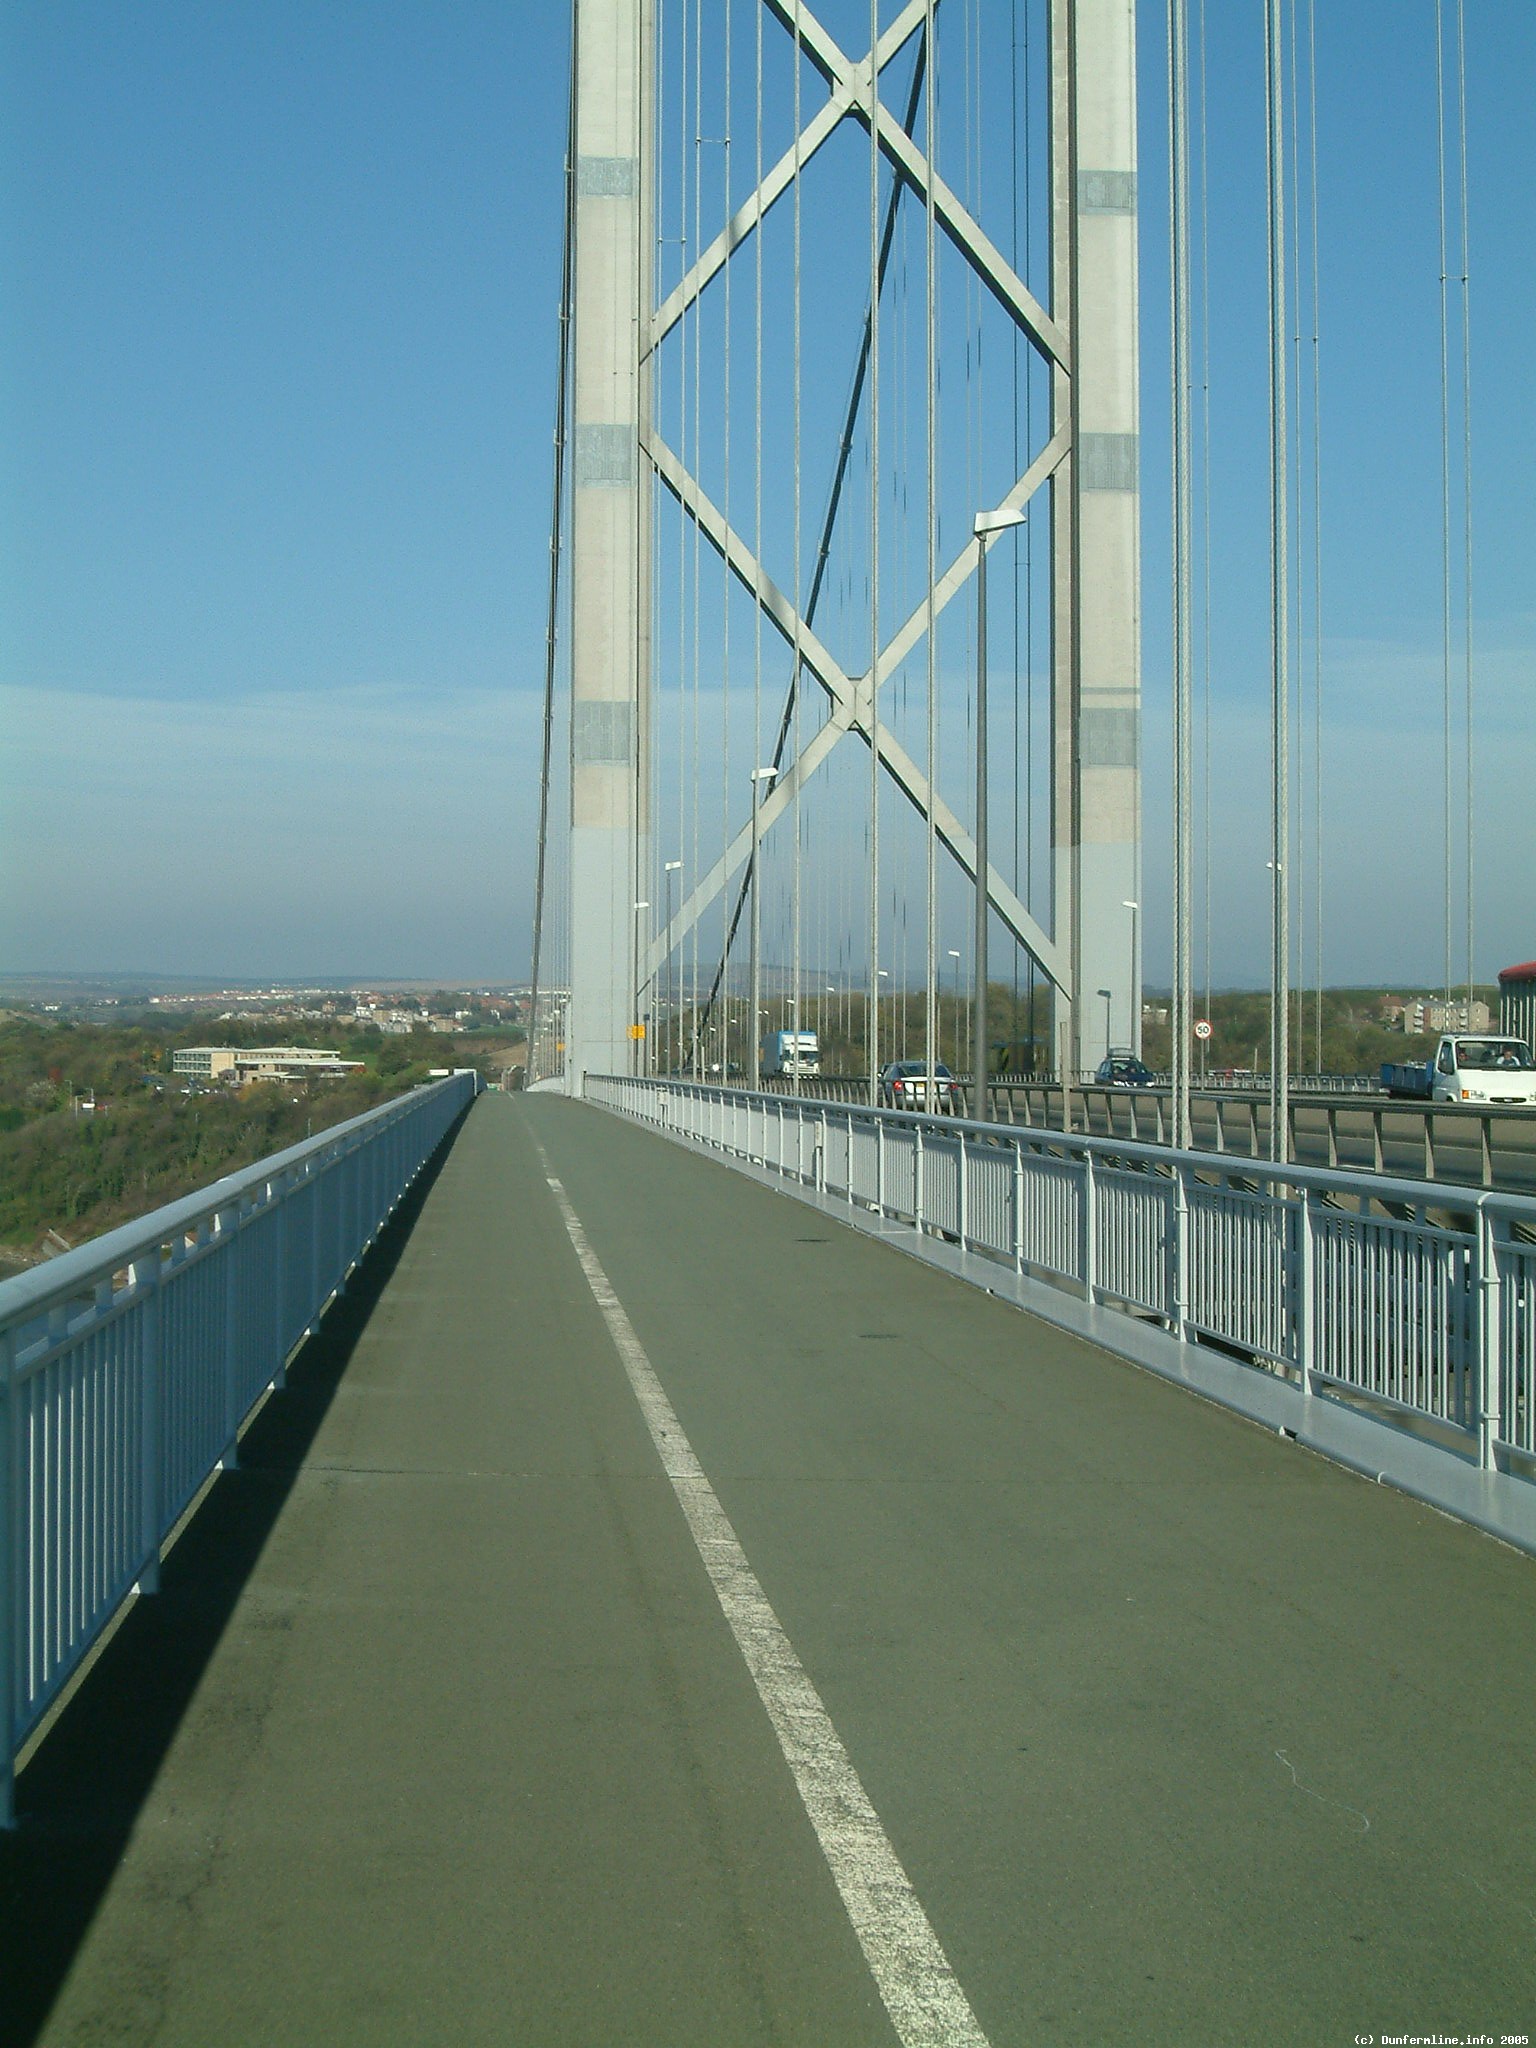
(1194, 1019, 1213, 1040)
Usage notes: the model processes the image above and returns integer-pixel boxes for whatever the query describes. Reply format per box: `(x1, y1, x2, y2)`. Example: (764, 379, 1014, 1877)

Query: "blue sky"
(2, 0, 570, 983)
(2, 2, 1531, 987)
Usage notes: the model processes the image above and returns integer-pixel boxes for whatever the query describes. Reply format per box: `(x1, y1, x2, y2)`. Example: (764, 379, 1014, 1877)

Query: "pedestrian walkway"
(3, 1092, 1533, 2047)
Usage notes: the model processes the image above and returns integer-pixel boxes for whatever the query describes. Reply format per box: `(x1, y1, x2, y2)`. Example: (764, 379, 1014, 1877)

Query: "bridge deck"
(4, 1092, 1533, 2046)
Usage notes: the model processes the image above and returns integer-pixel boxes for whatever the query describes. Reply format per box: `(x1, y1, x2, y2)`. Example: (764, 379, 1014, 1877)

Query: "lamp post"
(633, 901, 650, 1074)
(748, 767, 777, 1088)
(973, 504, 1027, 1121)
(947, 948, 961, 1068)
(1098, 987, 1113, 1062)
(1122, 898, 1140, 1052)
(663, 860, 682, 1075)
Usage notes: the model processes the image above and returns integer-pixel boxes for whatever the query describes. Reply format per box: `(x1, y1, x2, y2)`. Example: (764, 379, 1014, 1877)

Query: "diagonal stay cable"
(528, 14, 579, 1082)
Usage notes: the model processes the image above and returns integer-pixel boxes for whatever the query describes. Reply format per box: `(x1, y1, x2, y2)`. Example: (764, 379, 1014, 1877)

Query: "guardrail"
(589, 1075, 1536, 1544)
(1, 1070, 478, 1825)
(748, 1074, 1534, 1193)
(989, 1083, 1531, 1189)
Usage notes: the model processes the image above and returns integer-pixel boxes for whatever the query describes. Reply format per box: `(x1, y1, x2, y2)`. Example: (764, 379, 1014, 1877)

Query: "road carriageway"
(766, 1074, 1536, 1198)
(4, 1092, 1533, 2046)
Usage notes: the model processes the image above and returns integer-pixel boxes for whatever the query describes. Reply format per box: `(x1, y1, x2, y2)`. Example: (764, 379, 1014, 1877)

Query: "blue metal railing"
(0, 1069, 478, 1824)
(589, 1074, 1536, 1555)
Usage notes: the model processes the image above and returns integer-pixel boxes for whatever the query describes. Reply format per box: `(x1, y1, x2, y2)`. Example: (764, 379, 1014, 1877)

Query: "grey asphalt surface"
(5, 1091, 1534, 2047)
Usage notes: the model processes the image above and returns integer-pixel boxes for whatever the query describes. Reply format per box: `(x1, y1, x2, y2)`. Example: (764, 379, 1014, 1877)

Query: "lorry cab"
(761, 1030, 821, 1078)
(1433, 1035, 1536, 1106)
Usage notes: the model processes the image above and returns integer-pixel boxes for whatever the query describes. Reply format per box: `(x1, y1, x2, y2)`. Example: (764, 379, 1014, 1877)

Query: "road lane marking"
(537, 1153, 991, 2048)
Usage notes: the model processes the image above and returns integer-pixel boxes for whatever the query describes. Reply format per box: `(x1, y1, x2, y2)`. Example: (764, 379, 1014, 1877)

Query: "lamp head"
(974, 505, 1028, 539)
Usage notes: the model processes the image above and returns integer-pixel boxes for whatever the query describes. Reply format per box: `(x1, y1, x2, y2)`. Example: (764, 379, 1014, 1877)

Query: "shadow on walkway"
(0, 1124, 465, 2048)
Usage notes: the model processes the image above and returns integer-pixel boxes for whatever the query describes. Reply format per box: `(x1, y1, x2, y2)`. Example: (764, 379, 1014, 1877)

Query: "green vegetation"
(1139, 985, 1502, 1077)
(0, 1016, 491, 1270)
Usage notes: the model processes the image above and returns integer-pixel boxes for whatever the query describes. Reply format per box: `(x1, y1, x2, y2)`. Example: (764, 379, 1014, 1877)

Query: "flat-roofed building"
(172, 1046, 365, 1084)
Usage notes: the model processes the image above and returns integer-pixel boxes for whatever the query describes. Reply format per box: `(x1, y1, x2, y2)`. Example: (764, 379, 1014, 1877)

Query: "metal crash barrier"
(588, 1074, 1536, 1545)
(0, 1070, 478, 1824)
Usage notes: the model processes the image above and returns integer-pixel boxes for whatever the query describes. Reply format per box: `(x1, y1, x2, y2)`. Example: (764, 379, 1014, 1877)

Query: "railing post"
(343, 1136, 358, 1286)
(305, 1159, 320, 1338)
(1012, 1139, 1025, 1275)
(957, 1129, 969, 1248)
(1480, 1113, 1493, 1189)
(1295, 1186, 1315, 1399)
(1372, 1107, 1384, 1175)
(876, 1114, 886, 1215)
(1424, 1112, 1436, 1183)
(1081, 1145, 1098, 1304)
(1476, 1205, 1502, 1470)
(219, 1203, 240, 1470)
(1169, 1166, 1189, 1341)
(272, 1172, 289, 1391)
(1, 1329, 15, 1828)
(133, 1247, 163, 1596)
(914, 1121, 925, 1234)
(1326, 1103, 1339, 1170)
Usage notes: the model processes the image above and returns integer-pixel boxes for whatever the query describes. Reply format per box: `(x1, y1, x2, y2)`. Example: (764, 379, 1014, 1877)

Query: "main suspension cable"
(529, 12, 579, 1085)
(1169, 0, 1194, 1148)
(1265, 0, 1292, 1159)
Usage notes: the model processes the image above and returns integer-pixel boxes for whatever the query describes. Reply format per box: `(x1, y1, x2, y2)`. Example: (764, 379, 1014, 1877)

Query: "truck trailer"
(1381, 1034, 1536, 1106)
(761, 1030, 820, 1077)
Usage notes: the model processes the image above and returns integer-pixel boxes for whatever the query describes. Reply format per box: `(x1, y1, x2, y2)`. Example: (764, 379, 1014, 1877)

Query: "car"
(1094, 1052, 1155, 1088)
(878, 1060, 957, 1111)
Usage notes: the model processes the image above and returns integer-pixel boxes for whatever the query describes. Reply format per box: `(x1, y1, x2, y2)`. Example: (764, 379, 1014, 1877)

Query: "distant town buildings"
(172, 1046, 365, 1084)
(1377, 995, 1491, 1035)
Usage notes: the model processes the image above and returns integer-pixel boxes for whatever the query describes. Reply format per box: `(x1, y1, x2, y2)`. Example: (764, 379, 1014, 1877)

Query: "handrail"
(0, 1080, 467, 1328)
(613, 1074, 1536, 1218)
(740, 1072, 1536, 1193)
(1, 1070, 479, 1825)
(587, 1074, 1536, 1552)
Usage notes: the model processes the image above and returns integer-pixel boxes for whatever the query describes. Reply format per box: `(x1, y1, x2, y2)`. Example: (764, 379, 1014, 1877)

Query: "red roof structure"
(1499, 961, 1536, 982)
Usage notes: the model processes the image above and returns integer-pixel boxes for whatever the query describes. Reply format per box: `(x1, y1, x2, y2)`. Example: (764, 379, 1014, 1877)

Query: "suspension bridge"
(3, 6, 1532, 2045)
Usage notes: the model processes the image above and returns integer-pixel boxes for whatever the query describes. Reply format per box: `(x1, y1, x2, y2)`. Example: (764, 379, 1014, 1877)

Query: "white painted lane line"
(537, 1153, 990, 2048)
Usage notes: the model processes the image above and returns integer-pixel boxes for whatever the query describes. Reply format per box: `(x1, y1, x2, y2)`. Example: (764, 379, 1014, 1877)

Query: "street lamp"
(633, 901, 650, 1074)
(1122, 898, 1139, 1052)
(749, 767, 778, 1088)
(946, 948, 962, 1066)
(663, 860, 683, 1075)
(973, 503, 1027, 1119)
(1097, 987, 1113, 1061)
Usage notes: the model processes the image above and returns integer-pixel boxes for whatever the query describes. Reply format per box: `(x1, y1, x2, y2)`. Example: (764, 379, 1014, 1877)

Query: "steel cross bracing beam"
(641, 427, 1070, 994)
(653, 0, 1067, 375)
(758, 0, 1068, 367)
(650, 0, 930, 351)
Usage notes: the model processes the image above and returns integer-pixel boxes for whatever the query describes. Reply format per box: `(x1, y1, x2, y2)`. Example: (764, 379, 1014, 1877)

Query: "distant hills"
(0, 972, 526, 1000)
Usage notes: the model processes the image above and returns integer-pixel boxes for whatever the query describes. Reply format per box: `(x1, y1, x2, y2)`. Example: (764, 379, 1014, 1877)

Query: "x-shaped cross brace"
(640, 423, 1071, 995)
(651, 0, 1068, 375)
